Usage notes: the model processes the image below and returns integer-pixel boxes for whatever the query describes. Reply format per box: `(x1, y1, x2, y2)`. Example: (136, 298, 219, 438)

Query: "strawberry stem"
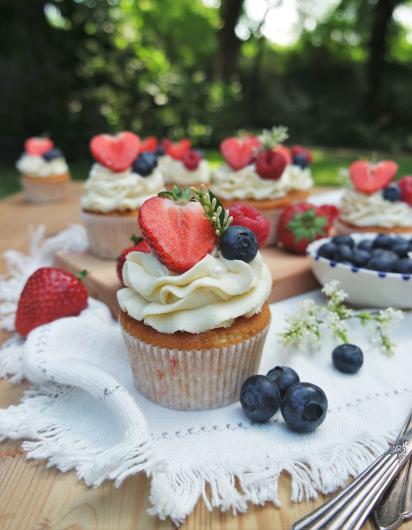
(76, 270, 88, 281)
(130, 234, 143, 244)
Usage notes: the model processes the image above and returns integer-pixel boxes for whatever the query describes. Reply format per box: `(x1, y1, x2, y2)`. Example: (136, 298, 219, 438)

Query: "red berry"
(399, 176, 412, 206)
(25, 137, 54, 156)
(291, 145, 313, 164)
(140, 136, 158, 153)
(349, 160, 398, 193)
(117, 238, 151, 284)
(273, 145, 292, 164)
(220, 136, 262, 170)
(228, 203, 270, 247)
(90, 132, 141, 172)
(256, 150, 287, 180)
(166, 139, 192, 160)
(139, 196, 217, 273)
(316, 204, 340, 224)
(15, 267, 88, 337)
(182, 150, 202, 170)
(278, 202, 330, 255)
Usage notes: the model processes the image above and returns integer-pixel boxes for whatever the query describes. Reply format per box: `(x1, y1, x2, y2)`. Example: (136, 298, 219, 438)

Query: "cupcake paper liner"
(261, 208, 283, 247)
(21, 175, 69, 203)
(121, 322, 270, 411)
(81, 210, 140, 260)
(335, 218, 412, 235)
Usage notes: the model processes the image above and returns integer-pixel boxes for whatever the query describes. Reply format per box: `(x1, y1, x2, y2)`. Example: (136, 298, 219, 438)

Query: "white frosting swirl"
(158, 155, 210, 185)
(340, 188, 412, 228)
(117, 251, 272, 334)
(16, 154, 68, 178)
(211, 163, 313, 200)
(81, 163, 164, 213)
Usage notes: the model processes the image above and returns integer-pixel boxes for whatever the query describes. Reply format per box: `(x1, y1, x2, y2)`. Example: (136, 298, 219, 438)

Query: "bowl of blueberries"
(307, 233, 412, 308)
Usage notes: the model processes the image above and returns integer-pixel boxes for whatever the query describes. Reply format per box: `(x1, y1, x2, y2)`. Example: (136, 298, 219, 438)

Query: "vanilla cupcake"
(117, 187, 272, 410)
(16, 137, 70, 203)
(211, 127, 314, 246)
(157, 139, 210, 187)
(81, 132, 165, 259)
(336, 160, 412, 235)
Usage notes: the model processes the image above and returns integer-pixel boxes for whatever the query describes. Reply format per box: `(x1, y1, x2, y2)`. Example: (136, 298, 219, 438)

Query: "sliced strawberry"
(25, 137, 54, 156)
(256, 150, 287, 180)
(220, 136, 262, 170)
(117, 237, 151, 284)
(273, 144, 292, 164)
(141, 136, 158, 153)
(166, 139, 192, 161)
(228, 203, 270, 247)
(182, 150, 201, 170)
(138, 196, 216, 273)
(399, 176, 412, 206)
(349, 160, 398, 193)
(291, 145, 313, 164)
(90, 131, 141, 172)
(15, 267, 88, 337)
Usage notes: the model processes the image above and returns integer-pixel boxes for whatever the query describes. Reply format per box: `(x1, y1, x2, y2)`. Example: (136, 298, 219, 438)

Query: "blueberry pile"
(240, 366, 328, 433)
(317, 234, 412, 274)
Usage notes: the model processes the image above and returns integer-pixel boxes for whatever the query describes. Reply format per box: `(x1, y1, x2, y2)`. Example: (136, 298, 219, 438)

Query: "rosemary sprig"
(259, 125, 289, 150)
(191, 186, 233, 237)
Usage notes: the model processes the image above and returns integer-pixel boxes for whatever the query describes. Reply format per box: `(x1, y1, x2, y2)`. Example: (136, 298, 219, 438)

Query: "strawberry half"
(90, 131, 141, 172)
(15, 267, 88, 337)
(117, 237, 151, 284)
(399, 176, 412, 206)
(349, 160, 398, 193)
(141, 136, 158, 153)
(278, 202, 331, 255)
(220, 136, 262, 170)
(256, 150, 287, 180)
(166, 139, 192, 161)
(138, 195, 216, 273)
(25, 137, 54, 156)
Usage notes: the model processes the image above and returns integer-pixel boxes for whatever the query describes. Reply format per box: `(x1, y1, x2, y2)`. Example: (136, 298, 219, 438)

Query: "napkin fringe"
(149, 430, 394, 525)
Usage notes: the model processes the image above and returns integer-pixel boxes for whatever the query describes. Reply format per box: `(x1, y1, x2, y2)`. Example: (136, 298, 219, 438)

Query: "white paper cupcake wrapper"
(121, 322, 270, 411)
(80, 210, 141, 260)
(21, 176, 69, 203)
(260, 208, 282, 247)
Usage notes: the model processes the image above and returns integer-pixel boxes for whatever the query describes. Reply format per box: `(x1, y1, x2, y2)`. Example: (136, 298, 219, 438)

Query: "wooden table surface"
(0, 182, 377, 530)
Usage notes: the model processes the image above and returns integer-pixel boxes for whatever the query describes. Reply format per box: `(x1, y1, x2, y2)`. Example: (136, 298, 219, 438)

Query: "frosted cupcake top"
(157, 139, 210, 185)
(211, 127, 313, 201)
(117, 186, 271, 334)
(81, 131, 165, 213)
(340, 160, 412, 228)
(16, 137, 68, 178)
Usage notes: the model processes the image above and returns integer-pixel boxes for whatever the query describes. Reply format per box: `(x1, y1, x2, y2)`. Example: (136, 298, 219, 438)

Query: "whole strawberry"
(117, 236, 151, 284)
(398, 176, 412, 206)
(278, 203, 331, 255)
(15, 268, 89, 337)
(229, 203, 270, 247)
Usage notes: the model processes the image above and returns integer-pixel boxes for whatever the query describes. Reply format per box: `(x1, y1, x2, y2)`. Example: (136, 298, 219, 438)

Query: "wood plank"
(0, 184, 375, 530)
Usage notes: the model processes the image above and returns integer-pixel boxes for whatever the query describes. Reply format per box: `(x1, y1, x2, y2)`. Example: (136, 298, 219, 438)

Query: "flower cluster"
(280, 280, 403, 355)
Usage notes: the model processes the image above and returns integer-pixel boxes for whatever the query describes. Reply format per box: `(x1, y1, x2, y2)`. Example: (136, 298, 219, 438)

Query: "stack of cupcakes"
(16, 137, 71, 203)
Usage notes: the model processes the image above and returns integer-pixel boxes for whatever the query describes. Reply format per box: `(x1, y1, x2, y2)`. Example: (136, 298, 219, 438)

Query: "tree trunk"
(214, 0, 244, 81)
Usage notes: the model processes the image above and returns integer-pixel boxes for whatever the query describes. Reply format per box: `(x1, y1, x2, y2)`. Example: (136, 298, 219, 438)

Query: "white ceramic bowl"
(307, 233, 412, 309)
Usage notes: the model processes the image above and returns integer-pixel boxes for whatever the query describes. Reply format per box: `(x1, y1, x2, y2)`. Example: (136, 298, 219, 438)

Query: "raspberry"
(228, 203, 270, 247)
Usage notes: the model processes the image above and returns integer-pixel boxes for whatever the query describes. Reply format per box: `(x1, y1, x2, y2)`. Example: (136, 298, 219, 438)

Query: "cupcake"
(157, 139, 210, 187)
(81, 131, 165, 259)
(117, 187, 272, 410)
(16, 137, 70, 203)
(336, 160, 412, 235)
(211, 127, 314, 246)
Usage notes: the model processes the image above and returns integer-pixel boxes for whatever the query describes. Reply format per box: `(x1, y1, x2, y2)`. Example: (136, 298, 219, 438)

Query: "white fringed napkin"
(0, 225, 411, 525)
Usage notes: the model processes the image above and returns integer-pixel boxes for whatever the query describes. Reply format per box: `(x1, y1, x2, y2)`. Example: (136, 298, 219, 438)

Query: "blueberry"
(335, 244, 352, 262)
(392, 242, 410, 257)
(267, 366, 300, 397)
(357, 239, 373, 252)
(332, 344, 363, 374)
(42, 148, 63, 161)
(240, 375, 281, 423)
(132, 152, 158, 176)
(351, 249, 371, 267)
(372, 234, 393, 249)
(367, 252, 397, 272)
(382, 185, 402, 202)
(393, 258, 412, 274)
(317, 242, 337, 260)
(332, 235, 355, 248)
(281, 382, 328, 433)
(220, 226, 258, 263)
(292, 153, 308, 169)
(155, 145, 165, 157)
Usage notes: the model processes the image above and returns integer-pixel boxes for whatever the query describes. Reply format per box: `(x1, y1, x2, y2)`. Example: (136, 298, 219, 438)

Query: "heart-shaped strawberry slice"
(220, 136, 262, 170)
(166, 139, 192, 160)
(90, 132, 140, 172)
(139, 196, 216, 273)
(349, 160, 398, 193)
(25, 137, 54, 156)
(141, 136, 158, 153)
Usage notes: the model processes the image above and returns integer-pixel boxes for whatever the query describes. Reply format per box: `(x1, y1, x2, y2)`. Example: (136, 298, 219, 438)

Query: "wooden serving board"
(54, 247, 319, 317)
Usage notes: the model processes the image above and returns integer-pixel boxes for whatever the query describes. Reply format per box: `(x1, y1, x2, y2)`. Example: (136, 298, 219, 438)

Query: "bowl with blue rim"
(307, 232, 412, 308)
